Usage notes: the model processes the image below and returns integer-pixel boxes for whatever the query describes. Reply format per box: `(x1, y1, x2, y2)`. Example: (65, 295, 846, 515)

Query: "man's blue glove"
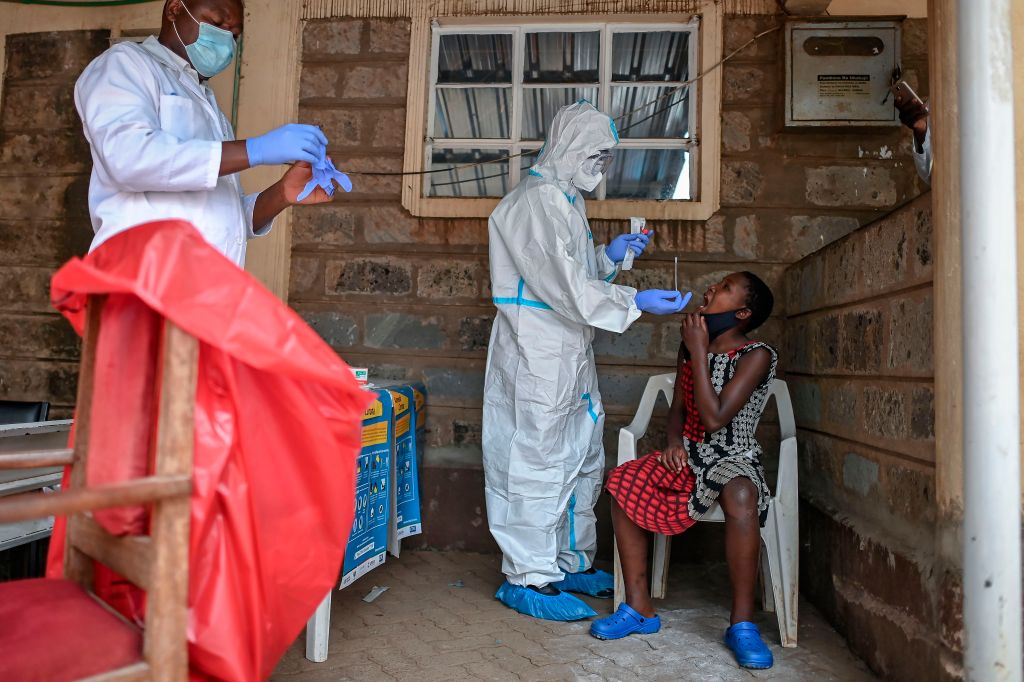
(635, 290, 692, 315)
(297, 155, 353, 201)
(246, 124, 329, 167)
(606, 232, 651, 264)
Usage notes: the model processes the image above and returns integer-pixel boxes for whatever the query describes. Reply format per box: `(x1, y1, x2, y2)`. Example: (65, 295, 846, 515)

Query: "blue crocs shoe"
(725, 621, 774, 669)
(495, 581, 597, 621)
(589, 603, 661, 640)
(553, 568, 614, 598)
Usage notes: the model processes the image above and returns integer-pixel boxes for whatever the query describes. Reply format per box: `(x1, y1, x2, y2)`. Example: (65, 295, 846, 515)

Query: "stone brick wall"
(715, 15, 929, 262)
(291, 12, 929, 551)
(0, 31, 108, 418)
(783, 194, 949, 680)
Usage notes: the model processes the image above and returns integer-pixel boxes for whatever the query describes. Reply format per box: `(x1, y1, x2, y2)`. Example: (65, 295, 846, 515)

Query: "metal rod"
(958, 1, 1022, 680)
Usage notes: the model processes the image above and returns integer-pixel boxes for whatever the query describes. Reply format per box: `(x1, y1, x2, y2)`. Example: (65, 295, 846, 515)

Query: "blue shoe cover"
(590, 603, 661, 640)
(495, 581, 597, 621)
(553, 569, 615, 598)
(725, 621, 774, 669)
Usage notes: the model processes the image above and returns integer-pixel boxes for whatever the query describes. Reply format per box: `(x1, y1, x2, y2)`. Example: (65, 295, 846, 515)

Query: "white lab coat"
(483, 101, 641, 587)
(913, 125, 932, 185)
(75, 36, 270, 267)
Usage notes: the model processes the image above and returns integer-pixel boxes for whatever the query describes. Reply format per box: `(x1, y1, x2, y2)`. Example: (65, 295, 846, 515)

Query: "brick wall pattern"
(0, 30, 110, 418)
(784, 194, 956, 680)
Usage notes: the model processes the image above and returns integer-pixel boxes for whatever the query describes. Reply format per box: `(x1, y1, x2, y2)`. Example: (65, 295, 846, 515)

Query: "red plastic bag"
(46, 220, 371, 681)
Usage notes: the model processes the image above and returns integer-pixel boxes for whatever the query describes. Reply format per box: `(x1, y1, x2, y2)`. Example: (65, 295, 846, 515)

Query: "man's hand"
(896, 99, 928, 129)
(659, 444, 688, 473)
(681, 312, 709, 358)
(280, 161, 336, 205)
(893, 85, 929, 151)
(909, 115, 929, 151)
(252, 161, 337, 229)
(899, 103, 929, 150)
(635, 290, 690, 315)
(607, 232, 651, 263)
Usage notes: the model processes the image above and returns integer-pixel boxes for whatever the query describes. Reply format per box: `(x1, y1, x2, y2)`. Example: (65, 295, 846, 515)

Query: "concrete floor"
(272, 550, 877, 681)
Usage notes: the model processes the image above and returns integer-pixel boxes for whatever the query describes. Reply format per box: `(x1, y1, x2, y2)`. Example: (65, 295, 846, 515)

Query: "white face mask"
(572, 167, 603, 192)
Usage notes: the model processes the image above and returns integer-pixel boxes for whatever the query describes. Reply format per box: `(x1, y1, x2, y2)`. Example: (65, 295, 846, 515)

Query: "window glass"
(521, 87, 599, 140)
(428, 25, 696, 200)
(611, 31, 690, 82)
(523, 31, 601, 83)
(429, 148, 510, 197)
(604, 148, 691, 200)
(434, 88, 511, 139)
(610, 85, 690, 138)
(437, 34, 513, 83)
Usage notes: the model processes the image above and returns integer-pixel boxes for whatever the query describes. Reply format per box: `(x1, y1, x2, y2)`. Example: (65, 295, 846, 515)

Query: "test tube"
(674, 256, 679, 293)
(623, 217, 646, 271)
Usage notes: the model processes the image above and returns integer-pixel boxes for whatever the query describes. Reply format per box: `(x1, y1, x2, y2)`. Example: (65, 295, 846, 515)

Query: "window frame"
(401, 8, 723, 220)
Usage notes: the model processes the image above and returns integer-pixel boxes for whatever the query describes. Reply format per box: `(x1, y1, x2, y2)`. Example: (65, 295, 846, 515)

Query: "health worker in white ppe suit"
(75, 0, 341, 268)
(484, 101, 690, 621)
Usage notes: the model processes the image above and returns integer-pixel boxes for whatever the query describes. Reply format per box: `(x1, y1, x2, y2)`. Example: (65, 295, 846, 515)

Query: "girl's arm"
(682, 314, 771, 433)
(660, 344, 690, 472)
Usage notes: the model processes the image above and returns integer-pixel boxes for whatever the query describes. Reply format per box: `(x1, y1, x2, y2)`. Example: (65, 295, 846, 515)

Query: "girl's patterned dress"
(605, 341, 778, 535)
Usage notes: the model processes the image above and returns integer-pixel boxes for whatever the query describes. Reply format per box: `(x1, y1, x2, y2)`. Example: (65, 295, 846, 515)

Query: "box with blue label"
(385, 383, 426, 557)
(340, 389, 393, 588)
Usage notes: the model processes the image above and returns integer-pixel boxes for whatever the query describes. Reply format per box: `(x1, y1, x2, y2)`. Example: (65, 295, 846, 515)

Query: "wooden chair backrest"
(0, 294, 198, 682)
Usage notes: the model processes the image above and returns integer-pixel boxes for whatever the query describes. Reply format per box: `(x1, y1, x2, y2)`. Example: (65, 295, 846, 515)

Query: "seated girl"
(592, 271, 777, 670)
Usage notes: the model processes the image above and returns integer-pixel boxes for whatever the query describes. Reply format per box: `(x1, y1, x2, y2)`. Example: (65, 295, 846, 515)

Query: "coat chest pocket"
(158, 94, 201, 140)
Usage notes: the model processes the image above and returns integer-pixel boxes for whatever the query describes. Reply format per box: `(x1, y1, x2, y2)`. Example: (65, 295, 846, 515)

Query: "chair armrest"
(774, 436, 798, 509)
(617, 429, 638, 466)
(0, 474, 191, 524)
(617, 372, 676, 466)
(770, 379, 796, 441)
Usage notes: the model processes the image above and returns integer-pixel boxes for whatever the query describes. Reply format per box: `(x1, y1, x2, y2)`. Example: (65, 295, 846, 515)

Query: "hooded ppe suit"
(483, 101, 642, 589)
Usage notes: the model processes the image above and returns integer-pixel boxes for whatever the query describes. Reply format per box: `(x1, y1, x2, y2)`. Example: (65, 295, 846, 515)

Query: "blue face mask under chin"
(174, 1, 237, 78)
(702, 309, 743, 341)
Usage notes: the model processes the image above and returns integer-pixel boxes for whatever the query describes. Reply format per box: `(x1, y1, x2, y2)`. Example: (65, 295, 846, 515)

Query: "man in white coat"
(76, 0, 336, 267)
(484, 101, 688, 621)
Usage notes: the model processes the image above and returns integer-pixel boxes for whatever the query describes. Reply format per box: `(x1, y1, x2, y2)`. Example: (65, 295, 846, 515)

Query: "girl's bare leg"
(611, 499, 655, 617)
(720, 478, 761, 624)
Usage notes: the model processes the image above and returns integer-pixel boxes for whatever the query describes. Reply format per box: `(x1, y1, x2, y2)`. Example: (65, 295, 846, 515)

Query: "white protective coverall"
(75, 36, 272, 267)
(483, 101, 642, 588)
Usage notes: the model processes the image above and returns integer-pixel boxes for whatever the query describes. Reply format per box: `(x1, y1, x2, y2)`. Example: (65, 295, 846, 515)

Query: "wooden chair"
(0, 295, 198, 682)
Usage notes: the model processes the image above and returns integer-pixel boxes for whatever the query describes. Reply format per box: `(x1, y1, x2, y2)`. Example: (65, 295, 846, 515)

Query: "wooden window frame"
(401, 7, 723, 221)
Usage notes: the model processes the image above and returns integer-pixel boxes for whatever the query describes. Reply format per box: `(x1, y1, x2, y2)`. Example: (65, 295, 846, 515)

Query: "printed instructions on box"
(387, 384, 425, 557)
(341, 390, 393, 588)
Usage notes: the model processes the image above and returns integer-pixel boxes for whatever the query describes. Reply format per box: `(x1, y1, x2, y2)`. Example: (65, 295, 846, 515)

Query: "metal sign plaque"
(785, 21, 902, 127)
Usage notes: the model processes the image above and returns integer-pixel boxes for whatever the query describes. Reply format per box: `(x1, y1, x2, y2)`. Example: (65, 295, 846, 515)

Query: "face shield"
(572, 150, 614, 192)
(582, 150, 614, 175)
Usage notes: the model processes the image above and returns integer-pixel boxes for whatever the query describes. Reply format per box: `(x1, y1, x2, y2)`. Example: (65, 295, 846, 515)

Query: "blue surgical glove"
(635, 290, 693, 315)
(297, 155, 353, 202)
(246, 124, 329, 167)
(606, 232, 651, 264)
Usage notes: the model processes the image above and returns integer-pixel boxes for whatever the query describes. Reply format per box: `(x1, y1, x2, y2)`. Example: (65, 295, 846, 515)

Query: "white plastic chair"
(612, 373, 799, 648)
